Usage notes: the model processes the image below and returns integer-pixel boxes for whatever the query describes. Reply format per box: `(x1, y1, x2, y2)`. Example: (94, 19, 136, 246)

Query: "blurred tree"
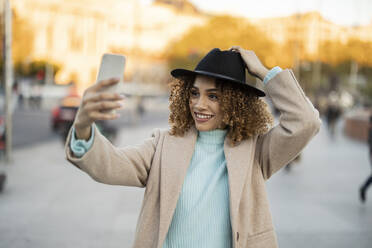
(318, 40, 348, 66)
(0, 9, 35, 81)
(0, 10, 34, 64)
(317, 39, 372, 101)
(165, 14, 372, 102)
(357, 65, 372, 103)
(318, 39, 372, 68)
(15, 60, 60, 80)
(347, 39, 372, 67)
(279, 37, 306, 69)
(0, 10, 61, 85)
(166, 15, 279, 72)
(11, 10, 34, 64)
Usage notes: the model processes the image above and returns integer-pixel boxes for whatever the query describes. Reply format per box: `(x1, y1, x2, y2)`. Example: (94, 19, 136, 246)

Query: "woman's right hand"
(73, 78, 125, 140)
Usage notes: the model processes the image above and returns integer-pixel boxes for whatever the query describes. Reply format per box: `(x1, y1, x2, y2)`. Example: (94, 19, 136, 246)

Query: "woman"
(65, 47, 321, 248)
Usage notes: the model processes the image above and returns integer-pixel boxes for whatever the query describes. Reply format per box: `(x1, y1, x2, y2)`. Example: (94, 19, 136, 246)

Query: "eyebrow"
(191, 86, 219, 92)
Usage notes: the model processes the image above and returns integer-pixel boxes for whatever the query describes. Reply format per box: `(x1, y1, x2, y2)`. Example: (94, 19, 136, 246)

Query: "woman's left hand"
(229, 46, 269, 81)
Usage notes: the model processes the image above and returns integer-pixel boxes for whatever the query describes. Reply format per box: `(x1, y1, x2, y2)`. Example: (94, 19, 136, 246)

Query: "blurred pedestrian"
(30, 84, 42, 110)
(0, 116, 6, 191)
(0, 116, 5, 159)
(65, 47, 321, 248)
(0, 173, 6, 193)
(325, 92, 341, 139)
(133, 95, 145, 123)
(359, 114, 372, 203)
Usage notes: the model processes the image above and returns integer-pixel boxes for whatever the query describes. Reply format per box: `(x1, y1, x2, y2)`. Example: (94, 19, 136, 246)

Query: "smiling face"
(189, 75, 225, 131)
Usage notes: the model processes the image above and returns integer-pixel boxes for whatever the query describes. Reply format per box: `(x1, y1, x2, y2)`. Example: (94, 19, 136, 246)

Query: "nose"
(194, 95, 208, 110)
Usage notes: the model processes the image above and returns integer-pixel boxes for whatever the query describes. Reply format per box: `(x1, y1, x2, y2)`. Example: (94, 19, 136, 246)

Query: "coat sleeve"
(254, 69, 322, 180)
(64, 123, 161, 187)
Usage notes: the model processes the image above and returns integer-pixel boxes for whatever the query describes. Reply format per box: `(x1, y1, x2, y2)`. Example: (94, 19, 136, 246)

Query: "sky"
(186, 0, 372, 27)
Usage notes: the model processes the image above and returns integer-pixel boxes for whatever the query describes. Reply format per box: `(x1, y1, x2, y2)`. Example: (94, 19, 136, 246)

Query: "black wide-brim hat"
(171, 48, 265, 97)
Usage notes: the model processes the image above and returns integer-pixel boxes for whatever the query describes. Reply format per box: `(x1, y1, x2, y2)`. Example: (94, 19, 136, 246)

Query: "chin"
(195, 123, 216, 131)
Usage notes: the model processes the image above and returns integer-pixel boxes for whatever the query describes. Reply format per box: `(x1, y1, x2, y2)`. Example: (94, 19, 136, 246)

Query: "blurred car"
(51, 95, 118, 143)
(51, 95, 80, 134)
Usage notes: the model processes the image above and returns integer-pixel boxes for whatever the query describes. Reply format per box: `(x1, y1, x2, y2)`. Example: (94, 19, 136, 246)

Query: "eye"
(190, 90, 199, 97)
(209, 94, 218, 100)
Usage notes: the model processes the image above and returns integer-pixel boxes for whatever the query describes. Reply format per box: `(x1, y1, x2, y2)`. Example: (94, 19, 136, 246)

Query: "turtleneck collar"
(197, 129, 227, 145)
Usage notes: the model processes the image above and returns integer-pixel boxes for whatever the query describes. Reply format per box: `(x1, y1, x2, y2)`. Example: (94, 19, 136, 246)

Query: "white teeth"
(195, 113, 213, 119)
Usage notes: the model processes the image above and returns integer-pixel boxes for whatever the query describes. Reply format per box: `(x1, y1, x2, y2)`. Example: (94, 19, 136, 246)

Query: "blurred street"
(267, 117, 372, 247)
(0, 111, 371, 248)
(9, 101, 168, 149)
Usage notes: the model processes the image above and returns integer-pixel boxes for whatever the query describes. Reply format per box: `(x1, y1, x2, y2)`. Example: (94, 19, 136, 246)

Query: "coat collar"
(157, 126, 256, 247)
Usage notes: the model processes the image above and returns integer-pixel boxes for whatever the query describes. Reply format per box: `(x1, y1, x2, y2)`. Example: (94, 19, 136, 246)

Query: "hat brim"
(171, 69, 265, 97)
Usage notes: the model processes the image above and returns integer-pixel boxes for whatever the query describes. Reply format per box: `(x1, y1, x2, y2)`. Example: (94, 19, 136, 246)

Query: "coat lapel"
(158, 127, 197, 247)
(224, 136, 256, 236)
(157, 127, 257, 247)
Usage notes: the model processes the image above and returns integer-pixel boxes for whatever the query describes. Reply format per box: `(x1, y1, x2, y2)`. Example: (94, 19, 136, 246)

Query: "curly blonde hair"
(168, 76, 274, 146)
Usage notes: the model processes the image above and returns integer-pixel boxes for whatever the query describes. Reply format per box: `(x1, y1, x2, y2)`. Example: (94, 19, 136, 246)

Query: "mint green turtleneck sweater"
(162, 129, 231, 248)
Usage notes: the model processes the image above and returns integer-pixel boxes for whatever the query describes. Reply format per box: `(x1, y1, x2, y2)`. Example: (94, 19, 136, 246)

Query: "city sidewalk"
(266, 117, 372, 247)
(0, 116, 371, 248)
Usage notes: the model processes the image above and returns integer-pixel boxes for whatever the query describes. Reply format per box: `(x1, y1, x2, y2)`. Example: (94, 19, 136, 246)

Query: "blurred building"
(11, 1, 372, 92)
(250, 12, 372, 57)
(12, 0, 206, 92)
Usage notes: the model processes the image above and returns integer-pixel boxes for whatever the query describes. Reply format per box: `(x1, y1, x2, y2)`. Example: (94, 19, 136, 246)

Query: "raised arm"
(65, 77, 160, 187)
(254, 69, 321, 179)
(229, 46, 321, 180)
(65, 124, 161, 187)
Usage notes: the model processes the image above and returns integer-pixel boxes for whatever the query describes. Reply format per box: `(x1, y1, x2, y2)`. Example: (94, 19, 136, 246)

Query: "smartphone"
(95, 53, 126, 114)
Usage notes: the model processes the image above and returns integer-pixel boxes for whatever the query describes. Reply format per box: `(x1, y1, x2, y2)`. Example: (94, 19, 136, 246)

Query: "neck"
(197, 128, 227, 145)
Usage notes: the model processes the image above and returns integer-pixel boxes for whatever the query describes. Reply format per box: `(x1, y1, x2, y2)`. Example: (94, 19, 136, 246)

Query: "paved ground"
(0, 113, 371, 248)
(267, 117, 372, 247)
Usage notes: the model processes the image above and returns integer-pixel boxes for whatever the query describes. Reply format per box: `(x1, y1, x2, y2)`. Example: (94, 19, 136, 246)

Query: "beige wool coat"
(65, 69, 322, 248)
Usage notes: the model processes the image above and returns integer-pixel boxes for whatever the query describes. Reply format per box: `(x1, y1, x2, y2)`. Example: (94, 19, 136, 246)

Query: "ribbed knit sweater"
(162, 129, 231, 248)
